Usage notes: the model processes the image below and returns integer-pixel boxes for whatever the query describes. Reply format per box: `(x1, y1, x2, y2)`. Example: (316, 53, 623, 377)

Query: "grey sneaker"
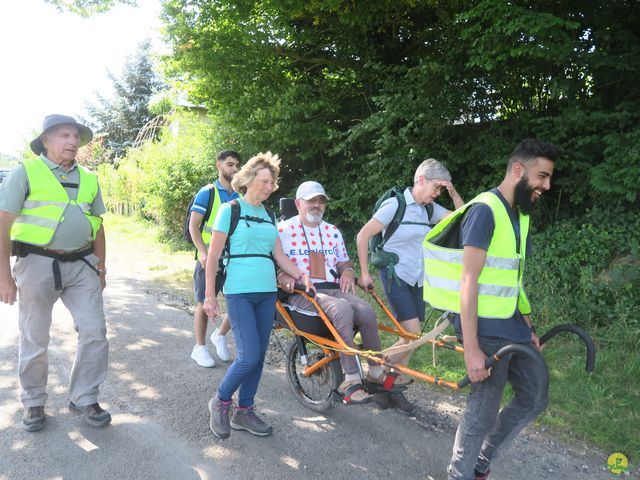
(230, 406, 272, 437)
(69, 401, 112, 427)
(22, 406, 46, 432)
(208, 397, 231, 439)
(389, 392, 418, 415)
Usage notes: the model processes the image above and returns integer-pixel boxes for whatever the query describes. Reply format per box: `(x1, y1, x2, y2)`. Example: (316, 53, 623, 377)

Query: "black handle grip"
(539, 324, 596, 373)
(294, 283, 315, 298)
(457, 343, 544, 389)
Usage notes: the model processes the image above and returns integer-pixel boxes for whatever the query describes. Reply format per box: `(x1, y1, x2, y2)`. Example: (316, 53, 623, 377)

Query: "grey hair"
(413, 158, 451, 184)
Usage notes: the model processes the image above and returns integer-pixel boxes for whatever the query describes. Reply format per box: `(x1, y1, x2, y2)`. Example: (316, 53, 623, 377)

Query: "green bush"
(97, 112, 220, 244)
(526, 208, 640, 337)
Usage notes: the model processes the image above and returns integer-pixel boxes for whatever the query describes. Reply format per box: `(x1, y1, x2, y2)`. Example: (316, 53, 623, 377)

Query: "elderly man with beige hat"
(0, 114, 111, 431)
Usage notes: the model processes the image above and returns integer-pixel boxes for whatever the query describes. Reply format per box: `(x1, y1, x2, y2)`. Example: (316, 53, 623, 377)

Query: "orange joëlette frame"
(276, 286, 464, 390)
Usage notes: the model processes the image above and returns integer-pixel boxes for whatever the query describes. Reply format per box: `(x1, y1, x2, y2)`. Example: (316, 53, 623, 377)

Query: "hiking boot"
(388, 392, 418, 415)
(230, 406, 272, 437)
(208, 396, 231, 439)
(69, 401, 112, 427)
(191, 345, 216, 367)
(22, 406, 46, 432)
(372, 392, 392, 410)
(211, 328, 232, 362)
(475, 469, 491, 480)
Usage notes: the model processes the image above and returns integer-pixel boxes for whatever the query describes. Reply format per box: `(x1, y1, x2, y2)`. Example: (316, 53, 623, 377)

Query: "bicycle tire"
(286, 337, 343, 413)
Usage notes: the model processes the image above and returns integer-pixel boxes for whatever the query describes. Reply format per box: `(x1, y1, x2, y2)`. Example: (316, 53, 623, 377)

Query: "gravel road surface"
(0, 238, 618, 480)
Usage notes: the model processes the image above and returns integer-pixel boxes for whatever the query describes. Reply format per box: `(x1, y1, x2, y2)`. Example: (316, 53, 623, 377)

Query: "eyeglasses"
(425, 179, 444, 194)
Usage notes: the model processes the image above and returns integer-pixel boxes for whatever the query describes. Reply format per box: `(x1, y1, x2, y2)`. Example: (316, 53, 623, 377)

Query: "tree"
(161, 0, 640, 221)
(44, 0, 136, 16)
(85, 39, 165, 159)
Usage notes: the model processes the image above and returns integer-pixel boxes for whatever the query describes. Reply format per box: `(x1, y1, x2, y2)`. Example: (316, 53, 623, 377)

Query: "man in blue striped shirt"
(189, 151, 241, 367)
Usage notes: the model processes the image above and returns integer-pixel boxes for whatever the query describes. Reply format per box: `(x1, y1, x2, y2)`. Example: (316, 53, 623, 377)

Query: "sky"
(0, 0, 164, 156)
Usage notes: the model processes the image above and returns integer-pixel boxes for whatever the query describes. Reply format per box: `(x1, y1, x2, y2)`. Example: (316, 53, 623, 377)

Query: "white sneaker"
(211, 328, 232, 362)
(191, 345, 215, 367)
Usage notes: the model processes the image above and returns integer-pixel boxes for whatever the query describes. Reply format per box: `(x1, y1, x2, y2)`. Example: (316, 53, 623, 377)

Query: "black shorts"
(379, 267, 425, 322)
(193, 261, 224, 303)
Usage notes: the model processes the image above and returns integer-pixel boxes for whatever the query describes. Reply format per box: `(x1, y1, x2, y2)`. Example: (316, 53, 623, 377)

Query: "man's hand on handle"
(464, 345, 490, 383)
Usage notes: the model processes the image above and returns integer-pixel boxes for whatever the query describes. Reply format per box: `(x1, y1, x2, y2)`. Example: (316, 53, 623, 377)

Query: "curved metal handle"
(457, 343, 544, 389)
(539, 324, 596, 373)
(293, 283, 315, 298)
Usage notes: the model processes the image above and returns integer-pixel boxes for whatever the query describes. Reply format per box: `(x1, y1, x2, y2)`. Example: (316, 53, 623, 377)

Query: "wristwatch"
(97, 268, 107, 275)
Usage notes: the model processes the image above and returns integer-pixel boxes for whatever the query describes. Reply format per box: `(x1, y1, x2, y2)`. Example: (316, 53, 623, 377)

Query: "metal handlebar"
(456, 323, 596, 388)
(293, 283, 315, 298)
(539, 324, 596, 373)
(457, 343, 545, 389)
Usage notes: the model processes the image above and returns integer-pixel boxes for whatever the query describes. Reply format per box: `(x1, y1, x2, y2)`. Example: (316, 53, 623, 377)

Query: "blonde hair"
(414, 158, 451, 184)
(231, 151, 281, 195)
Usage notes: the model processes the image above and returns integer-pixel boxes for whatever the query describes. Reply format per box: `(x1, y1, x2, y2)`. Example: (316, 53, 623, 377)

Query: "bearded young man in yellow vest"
(0, 114, 110, 432)
(423, 139, 560, 480)
(188, 151, 241, 367)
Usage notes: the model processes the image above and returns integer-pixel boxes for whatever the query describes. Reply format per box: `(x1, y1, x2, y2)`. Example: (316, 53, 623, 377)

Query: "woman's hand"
(301, 273, 315, 294)
(278, 272, 296, 293)
(437, 180, 464, 209)
(359, 271, 374, 290)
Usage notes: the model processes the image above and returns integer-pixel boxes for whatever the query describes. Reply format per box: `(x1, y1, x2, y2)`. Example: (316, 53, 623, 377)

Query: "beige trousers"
(13, 253, 108, 408)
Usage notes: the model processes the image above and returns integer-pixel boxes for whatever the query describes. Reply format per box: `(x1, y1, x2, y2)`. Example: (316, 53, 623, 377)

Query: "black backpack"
(369, 186, 434, 272)
(183, 184, 216, 244)
(218, 199, 277, 274)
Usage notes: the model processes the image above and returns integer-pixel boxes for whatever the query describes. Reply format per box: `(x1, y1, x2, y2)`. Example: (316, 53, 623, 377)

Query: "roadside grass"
(105, 212, 638, 463)
(104, 213, 195, 298)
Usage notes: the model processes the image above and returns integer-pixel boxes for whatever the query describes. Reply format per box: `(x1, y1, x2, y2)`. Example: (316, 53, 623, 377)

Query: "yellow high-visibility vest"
(200, 186, 222, 246)
(423, 191, 531, 319)
(10, 157, 102, 246)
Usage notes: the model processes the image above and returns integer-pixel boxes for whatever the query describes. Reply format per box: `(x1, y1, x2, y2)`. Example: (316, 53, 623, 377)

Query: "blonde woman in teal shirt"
(203, 152, 312, 439)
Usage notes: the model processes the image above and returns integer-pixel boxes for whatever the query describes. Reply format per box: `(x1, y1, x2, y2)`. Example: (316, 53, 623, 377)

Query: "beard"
(514, 174, 536, 214)
(221, 171, 234, 183)
(305, 210, 324, 224)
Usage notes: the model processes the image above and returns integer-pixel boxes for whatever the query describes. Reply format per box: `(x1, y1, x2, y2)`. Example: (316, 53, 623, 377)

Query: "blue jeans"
(217, 292, 276, 407)
(448, 337, 549, 480)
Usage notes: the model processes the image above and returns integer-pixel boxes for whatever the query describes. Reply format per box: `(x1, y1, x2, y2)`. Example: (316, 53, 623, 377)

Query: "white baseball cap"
(295, 181, 329, 200)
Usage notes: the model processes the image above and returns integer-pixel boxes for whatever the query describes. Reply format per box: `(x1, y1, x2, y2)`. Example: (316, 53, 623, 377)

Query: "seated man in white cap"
(277, 181, 385, 404)
(0, 114, 111, 431)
